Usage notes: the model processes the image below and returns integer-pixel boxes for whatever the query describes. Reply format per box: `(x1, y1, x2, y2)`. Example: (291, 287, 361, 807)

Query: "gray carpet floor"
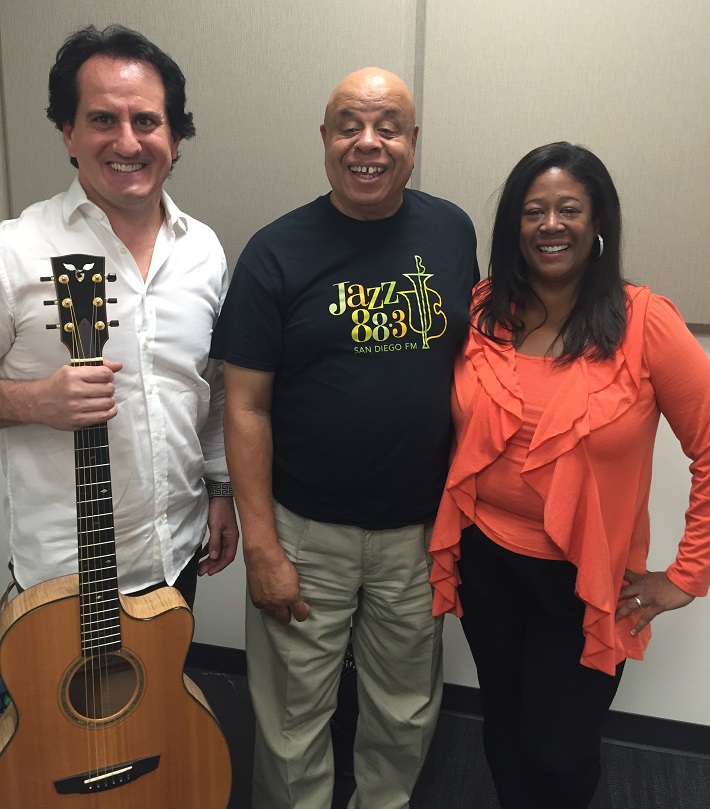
(186, 668, 710, 809)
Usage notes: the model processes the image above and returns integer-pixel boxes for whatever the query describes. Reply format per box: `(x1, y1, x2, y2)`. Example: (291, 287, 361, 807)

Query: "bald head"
(324, 67, 416, 130)
(320, 67, 418, 221)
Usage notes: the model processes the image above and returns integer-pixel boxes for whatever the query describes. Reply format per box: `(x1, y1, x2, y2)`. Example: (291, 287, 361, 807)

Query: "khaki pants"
(247, 502, 443, 809)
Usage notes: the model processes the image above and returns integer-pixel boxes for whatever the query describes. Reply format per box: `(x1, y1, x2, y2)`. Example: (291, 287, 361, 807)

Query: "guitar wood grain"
(0, 575, 232, 808)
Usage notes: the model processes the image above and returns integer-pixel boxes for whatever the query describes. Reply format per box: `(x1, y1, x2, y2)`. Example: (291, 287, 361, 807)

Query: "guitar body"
(0, 575, 232, 808)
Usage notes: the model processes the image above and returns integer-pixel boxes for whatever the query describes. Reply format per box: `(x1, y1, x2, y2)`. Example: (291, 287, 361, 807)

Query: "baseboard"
(187, 641, 247, 675)
(440, 680, 710, 757)
(187, 641, 710, 758)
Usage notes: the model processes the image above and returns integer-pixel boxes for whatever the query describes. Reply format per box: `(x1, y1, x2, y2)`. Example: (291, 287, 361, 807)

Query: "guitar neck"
(75, 418, 121, 656)
(42, 253, 121, 656)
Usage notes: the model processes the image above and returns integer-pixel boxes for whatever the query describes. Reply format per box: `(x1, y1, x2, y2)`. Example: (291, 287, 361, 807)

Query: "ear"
(319, 123, 328, 146)
(62, 122, 76, 159)
(411, 125, 419, 154)
(170, 132, 181, 161)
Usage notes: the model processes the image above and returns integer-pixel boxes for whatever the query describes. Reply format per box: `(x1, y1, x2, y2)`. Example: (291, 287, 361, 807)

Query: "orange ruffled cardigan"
(430, 284, 710, 675)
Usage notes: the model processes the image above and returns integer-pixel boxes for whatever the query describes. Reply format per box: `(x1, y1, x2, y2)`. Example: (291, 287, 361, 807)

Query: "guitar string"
(88, 278, 103, 779)
(81, 281, 103, 779)
(90, 275, 111, 780)
(74, 275, 111, 782)
(67, 279, 96, 780)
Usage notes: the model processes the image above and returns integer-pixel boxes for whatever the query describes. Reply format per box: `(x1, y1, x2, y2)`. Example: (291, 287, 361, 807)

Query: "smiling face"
(519, 167, 598, 290)
(62, 55, 180, 222)
(320, 68, 418, 221)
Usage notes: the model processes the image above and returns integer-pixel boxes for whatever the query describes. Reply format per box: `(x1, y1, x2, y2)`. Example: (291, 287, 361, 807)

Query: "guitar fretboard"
(75, 421, 121, 655)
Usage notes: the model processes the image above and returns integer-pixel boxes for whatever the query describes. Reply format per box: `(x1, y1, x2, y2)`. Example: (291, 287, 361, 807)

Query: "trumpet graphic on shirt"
(399, 255, 447, 349)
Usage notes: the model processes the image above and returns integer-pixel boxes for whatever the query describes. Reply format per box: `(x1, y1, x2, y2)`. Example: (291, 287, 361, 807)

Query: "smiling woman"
(475, 142, 626, 362)
(519, 167, 598, 294)
(429, 142, 710, 809)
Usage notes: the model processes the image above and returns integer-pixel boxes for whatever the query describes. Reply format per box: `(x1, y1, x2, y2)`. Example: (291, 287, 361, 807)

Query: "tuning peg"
(40, 276, 54, 282)
(106, 274, 117, 282)
(108, 320, 120, 328)
(43, 300, 58, 306)
(45, 324, 61, 330)
(107, 298, 117, 304)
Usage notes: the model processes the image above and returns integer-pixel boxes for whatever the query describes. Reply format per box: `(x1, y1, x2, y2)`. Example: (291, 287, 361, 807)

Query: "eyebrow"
(84, 107, 164, 120)
(336, 107, 402, 119)
(523, 195, 583, 205)
(84, 107, 112, 118)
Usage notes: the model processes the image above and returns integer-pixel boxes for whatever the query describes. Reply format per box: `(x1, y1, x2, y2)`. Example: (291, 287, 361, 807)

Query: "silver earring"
(597, 234, 604, 258)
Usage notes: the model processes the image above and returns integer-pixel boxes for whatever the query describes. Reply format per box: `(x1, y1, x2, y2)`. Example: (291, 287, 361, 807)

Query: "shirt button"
(148, 386, 154, 394)
(155, 432, 161, 440)
(120, 247, 128, 254)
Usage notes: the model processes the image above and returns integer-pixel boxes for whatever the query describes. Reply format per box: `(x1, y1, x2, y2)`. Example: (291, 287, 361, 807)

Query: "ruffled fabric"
(430, 284, 652, 675)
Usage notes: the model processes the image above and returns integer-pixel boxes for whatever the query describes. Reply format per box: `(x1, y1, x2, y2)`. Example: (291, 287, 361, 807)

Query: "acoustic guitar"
(0, 255, 232, 807)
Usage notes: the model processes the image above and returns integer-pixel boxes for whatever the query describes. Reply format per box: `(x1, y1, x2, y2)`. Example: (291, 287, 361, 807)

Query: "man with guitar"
(0, 24, 238, 608)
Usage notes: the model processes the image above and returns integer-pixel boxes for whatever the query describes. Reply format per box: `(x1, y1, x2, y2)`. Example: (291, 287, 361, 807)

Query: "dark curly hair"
(47, 24, 195, 167)
(474, 141, 627, 363)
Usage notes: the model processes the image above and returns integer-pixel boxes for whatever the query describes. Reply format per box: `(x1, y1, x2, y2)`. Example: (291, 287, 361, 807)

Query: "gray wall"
(0, 0, 419, 278)
(1, 0, 708, 321)
(419, 0, 710, 325)
(1, 0, 709, 727)
(0, 49, 8, 221)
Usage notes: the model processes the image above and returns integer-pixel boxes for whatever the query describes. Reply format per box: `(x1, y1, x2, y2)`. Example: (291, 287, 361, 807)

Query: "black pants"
(125, 544, 202, 610)
(458, 524, 624, 809)
(10, 543, 201, 611)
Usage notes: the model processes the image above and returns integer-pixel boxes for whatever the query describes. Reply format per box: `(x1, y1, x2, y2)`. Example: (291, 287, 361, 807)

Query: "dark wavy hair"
(473, 141, 627, 362)
(47, 24, 195, 167)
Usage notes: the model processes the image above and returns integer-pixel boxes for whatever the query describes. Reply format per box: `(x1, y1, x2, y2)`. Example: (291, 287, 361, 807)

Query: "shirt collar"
(62, 176, 189, 235)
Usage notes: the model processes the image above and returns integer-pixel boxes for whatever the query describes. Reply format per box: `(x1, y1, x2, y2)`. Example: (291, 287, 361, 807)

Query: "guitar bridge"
(53, 754, 160, 794)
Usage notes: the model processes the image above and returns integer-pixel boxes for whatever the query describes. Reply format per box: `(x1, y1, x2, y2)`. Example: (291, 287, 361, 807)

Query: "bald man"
(212, 68, 479, 808)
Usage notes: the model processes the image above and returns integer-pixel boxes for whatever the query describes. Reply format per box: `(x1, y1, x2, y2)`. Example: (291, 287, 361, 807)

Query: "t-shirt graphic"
(329, 255, 448, 354)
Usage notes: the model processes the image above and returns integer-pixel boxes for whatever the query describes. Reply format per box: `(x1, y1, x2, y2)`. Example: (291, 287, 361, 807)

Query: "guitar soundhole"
(63, 651, 143, 723)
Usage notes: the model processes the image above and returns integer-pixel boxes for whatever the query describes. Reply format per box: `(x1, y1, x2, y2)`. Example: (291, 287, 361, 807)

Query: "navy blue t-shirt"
(211, 189, 479, 529)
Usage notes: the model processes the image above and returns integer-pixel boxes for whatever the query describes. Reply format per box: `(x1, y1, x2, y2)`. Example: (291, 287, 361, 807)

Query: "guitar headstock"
(42, 254, 118, 363)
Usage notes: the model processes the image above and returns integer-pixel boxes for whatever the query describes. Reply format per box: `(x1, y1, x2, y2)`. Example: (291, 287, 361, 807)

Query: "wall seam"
(0, 24, 12, 219)
(411, 0, 427, 191)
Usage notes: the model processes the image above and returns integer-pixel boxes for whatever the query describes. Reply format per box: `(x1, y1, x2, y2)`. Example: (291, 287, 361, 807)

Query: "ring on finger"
(633, 595, 644, 609)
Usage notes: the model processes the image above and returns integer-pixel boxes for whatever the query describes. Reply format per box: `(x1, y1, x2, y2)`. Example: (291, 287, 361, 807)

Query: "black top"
(212, 189, 479, 529)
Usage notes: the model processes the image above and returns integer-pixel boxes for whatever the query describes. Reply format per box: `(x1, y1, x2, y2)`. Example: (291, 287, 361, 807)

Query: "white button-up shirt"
(0, 179, 230, 592)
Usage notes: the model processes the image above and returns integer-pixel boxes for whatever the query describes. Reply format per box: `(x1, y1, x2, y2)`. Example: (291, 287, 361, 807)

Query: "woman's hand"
(616, 568, 695, 636)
